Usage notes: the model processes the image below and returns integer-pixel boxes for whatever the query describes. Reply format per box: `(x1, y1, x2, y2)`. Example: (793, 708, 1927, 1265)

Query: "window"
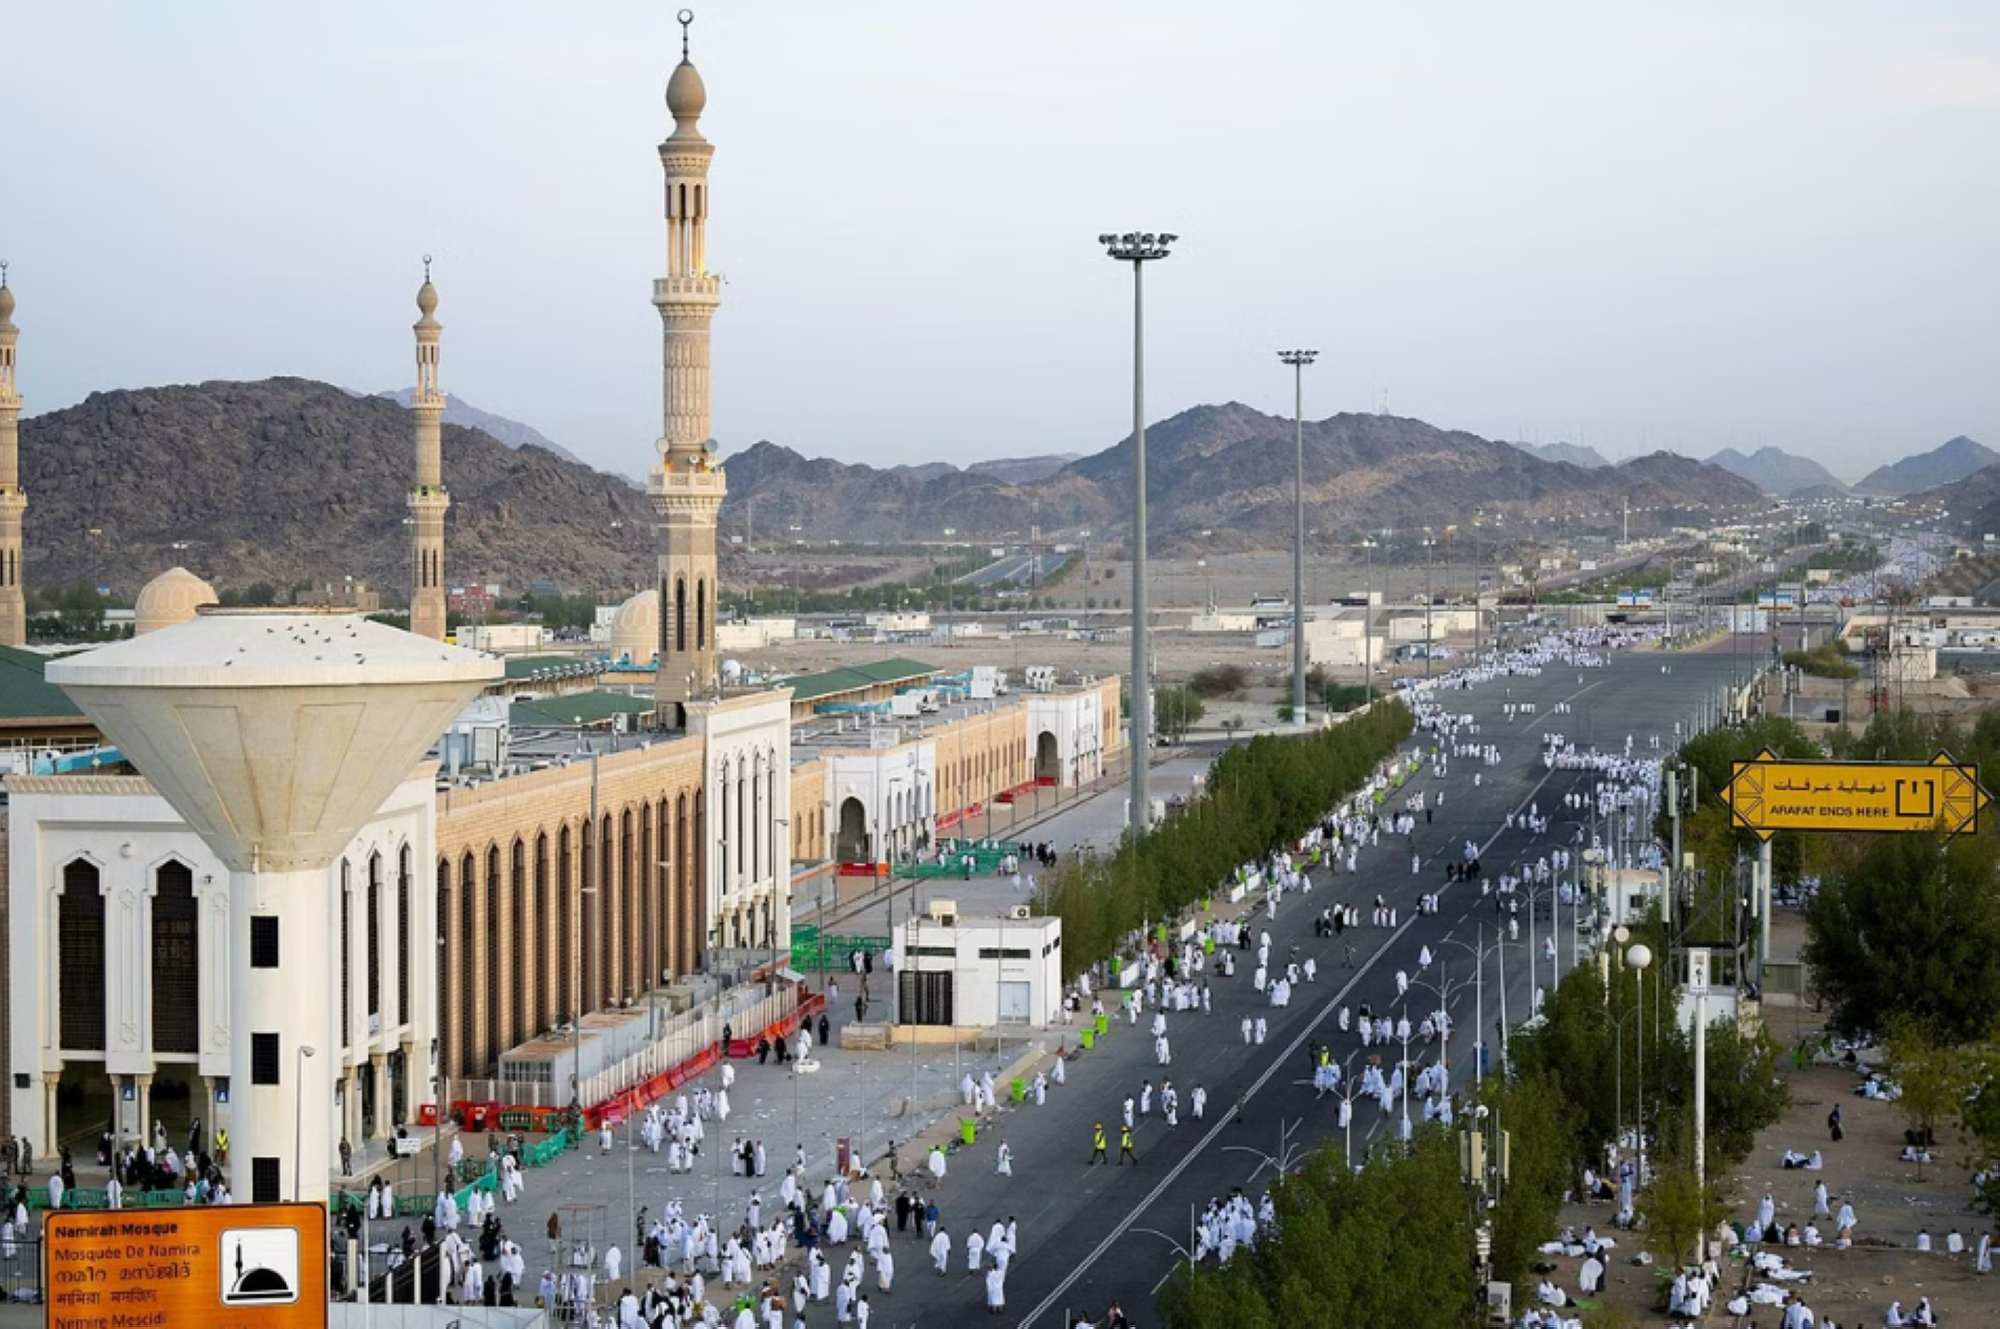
(251, 1032, 280, 1085)
(250, 1157, 281, 1205)
(251, 916, 280, 968)
(339, 861, 352, 1048)
(397, 848, 412, 1026)
(151, 861, 199, 1055)
(58, 859, 106, 1051)
(977, 947, 1033, 961)
(366, 854, 382, 1019)
(557, 827, 573, 1021)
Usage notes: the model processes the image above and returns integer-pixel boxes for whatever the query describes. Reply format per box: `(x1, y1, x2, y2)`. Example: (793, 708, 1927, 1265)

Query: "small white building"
(897, 913, 1062, 1028)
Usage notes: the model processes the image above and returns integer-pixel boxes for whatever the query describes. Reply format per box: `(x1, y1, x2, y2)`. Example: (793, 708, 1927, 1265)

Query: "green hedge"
(1036, 700, 1414, 979)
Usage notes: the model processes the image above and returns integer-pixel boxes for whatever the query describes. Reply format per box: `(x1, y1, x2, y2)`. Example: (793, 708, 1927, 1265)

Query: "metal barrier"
(0, 1233, 39, 1306)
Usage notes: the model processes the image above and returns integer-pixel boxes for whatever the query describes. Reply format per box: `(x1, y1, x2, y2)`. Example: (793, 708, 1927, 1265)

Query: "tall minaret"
(408, 260, 449, 640)
(651, 9, 726, 721)
(0, 264, 26, 647)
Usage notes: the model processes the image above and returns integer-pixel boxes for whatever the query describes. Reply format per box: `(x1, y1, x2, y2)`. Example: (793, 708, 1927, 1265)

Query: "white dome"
(134, 566, 218, 636)
(610, 588, 659, 665)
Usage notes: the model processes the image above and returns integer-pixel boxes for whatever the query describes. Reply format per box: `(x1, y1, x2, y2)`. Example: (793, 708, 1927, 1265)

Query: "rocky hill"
(378, 388, 594, 469)
(1513, 440, 1609, 469)
(1708, 446, 1848, 497)
(723, 403, 1768, 548)
(21, 378, 655, 599)
(1911, 463, 2000, 537)
(1854, 436, 1997, 496)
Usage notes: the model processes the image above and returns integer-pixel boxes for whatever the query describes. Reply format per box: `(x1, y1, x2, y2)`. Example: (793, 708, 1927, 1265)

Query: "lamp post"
(1099, 230, 1176, 837)
(294, 1044, 317, 1202)
(1279, 349, 1317, 729)
(1423, 529, 1436, 678)
(1627, 941, 1653, 1185)
(1360, 537, 1378, 706)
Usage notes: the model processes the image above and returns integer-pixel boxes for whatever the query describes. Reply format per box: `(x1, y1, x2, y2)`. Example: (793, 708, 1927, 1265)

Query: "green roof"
(0, 645, 85, 721)
(503, 655, 600, 681)
(511, 691, 658, 727)
(780, 658, 937, 705)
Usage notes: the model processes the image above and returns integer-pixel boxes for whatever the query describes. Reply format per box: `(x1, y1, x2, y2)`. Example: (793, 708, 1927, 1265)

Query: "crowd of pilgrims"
(223, 618, 1697, 1324)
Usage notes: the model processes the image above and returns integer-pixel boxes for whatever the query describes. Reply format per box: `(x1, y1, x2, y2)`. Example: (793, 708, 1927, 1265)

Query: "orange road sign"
(46, 1202, 326, 1329)
(1721, 749, 1990, 841)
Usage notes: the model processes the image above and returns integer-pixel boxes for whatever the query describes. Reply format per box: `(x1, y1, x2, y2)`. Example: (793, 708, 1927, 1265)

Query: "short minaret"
(0, 264, 26, 647)
(408, 260, 449, 641)
(650, 10, 726, 721)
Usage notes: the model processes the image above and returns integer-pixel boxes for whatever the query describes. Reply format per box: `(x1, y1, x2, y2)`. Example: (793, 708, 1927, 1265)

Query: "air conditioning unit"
(927, 900, 958, 927)
(1007, 905, 1031, 920)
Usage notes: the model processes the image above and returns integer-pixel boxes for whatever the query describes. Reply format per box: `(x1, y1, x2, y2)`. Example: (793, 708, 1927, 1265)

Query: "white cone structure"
(49, 609, 499, 1204)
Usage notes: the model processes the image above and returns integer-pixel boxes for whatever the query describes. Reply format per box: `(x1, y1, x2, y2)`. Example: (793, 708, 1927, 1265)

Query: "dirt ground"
(1533, 907, 1997, 1327)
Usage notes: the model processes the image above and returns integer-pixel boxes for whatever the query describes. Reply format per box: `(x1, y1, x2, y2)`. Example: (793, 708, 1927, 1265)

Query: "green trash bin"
(1095, 1013, 1108, 1035)
(960, 1118, 977, 1146)
(1080, 1028, 1095, 1050)
(1010, 1077, 1025, 1103)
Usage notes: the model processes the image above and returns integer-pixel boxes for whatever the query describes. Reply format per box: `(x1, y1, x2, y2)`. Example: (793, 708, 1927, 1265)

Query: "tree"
(1159, 1130, 1473, 1329)
(1154, 686, 1204, 741)
(1640, 1161, 1726, 1271)
(1188, 664, 1250, 698)
(1882, 1016, 1962, 1179)
(1803, 829, 2000, 1042)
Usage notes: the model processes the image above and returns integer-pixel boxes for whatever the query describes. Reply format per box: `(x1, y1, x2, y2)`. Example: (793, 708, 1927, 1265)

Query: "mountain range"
(1854, 436, 1998, 497)
(1706, 446, 1849, 498)
(16, 375, 1977, 600)
(721, 401, 1767, 550)
(379, 388, 593, 469)
(21, 378, 655, 597)
(1513, 441, 1610, 469)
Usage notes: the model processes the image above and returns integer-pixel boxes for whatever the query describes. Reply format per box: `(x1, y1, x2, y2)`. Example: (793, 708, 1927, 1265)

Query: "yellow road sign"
(1721, 749, 1990, 840)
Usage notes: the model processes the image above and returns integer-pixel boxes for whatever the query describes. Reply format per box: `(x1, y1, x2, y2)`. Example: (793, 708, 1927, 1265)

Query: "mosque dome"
(134, 567, 218, 636)
(610, 588, 659, 666)
(666, 59, 707, 123)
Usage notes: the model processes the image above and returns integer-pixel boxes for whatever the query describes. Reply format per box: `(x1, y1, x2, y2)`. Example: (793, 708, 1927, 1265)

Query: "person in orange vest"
(1089, 1123, 1107, 1166)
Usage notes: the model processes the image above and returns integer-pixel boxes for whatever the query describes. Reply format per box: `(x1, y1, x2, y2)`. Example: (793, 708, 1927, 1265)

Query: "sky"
(6, 0, 1998, 483)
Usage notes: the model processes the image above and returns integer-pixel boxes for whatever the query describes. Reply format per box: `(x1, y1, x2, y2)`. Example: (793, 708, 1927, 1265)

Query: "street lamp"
(294, 1044, 317, 1202)
(1627, 942, 1653, 1185)
(1278, 349, 1317, 730)
(1360, 537, 1379, 707)
(1099, 229, 1176, 837)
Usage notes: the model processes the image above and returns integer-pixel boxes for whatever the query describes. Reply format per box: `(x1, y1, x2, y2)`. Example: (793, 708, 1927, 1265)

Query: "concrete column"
(203, 1077, 218, 1150)
(372, 1057, 389, 1140)
(109, 1074, 125, 1151)
(230, 868, 335, 1205)
(42, 1072, 61, 1157)
(399, 1038, 416, 1130)
(135, 1074, 154, 1148)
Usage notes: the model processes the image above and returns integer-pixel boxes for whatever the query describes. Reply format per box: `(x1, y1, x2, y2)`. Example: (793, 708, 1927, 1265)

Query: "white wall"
(691, 691, 795, 954)
(904, 916, 1062, 1027)
(7, 771, 438, 1156)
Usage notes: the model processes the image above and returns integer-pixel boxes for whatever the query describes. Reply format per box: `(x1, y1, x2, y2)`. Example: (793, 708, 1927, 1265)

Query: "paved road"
(870, 642, 1748, 1327)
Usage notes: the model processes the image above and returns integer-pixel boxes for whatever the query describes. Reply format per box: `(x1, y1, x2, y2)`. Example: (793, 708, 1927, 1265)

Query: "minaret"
(0, 263, 26, 647)
(650, 9, 726, 721)
(408, 260, 449, 640)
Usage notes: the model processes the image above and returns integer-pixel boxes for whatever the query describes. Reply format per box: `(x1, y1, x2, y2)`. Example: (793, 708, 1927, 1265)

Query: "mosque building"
(0, 18, 1118, 1169)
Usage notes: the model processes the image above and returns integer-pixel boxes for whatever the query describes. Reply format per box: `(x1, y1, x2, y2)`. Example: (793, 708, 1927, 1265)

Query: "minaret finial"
(678, 8, 693, 60)
(0, 260, 8, 288)
(422, 253, 432, 282)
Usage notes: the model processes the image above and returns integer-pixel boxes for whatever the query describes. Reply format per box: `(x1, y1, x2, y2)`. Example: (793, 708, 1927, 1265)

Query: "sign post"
(1720, 749, 1989, 841)
(47, 1202, 328, 1329)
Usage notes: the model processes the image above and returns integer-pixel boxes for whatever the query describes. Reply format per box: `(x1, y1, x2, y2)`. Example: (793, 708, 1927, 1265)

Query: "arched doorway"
(835, 797, 870, 864)
(1035, 731, 1061, 785)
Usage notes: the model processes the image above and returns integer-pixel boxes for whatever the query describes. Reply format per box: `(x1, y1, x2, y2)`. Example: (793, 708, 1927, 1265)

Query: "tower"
(650, 10, 726, 720)
(408, 261, 449, 641)
(0, 264, 26, 646)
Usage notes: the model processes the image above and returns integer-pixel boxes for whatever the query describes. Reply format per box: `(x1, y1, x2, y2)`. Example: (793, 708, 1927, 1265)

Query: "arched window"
(510, 839, 527, 1051)
(340, 860, 352, 1049)
(151, 860, 198, 1055)
(485, 846, 502, 1068)
(398, 847, 413, 1026)
(697, 579, 708, 650)
(534, 833, 551, 1035)
(674, 578, 688, 655)
(558, 826, 574, 1021)
(366, 853, 383, 1019)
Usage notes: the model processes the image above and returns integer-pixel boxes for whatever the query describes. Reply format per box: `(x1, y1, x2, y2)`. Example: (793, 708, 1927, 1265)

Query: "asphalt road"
(875, 641, 1750, 1328)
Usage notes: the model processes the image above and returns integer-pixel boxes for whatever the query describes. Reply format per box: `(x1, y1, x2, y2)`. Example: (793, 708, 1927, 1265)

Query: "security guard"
(1089, 1122, 1107, 1166)
(1118, 1125, 1137, 1166)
